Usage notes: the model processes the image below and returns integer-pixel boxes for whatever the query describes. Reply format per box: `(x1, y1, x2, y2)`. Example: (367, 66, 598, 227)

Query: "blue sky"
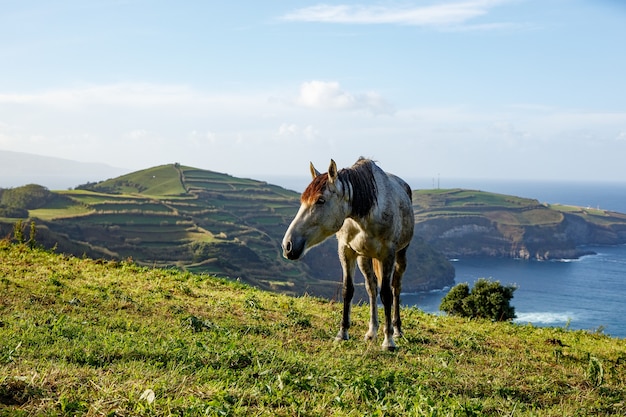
(1, 0, 625, 187)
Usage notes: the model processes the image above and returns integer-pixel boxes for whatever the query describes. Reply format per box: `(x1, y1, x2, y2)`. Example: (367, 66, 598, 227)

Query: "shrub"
(439, 278, 516, 321)
(0, 205, 28, 218)
(0, 184, 53, 209)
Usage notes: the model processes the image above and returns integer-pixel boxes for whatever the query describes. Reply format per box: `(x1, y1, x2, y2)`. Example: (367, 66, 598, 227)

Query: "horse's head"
(282, 159, 350, 260)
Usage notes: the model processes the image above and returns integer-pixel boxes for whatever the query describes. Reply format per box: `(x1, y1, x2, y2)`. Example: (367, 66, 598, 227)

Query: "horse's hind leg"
(378, 254, 397, 351)
(335, 244, 356, 342)
(358, 256, 379, 341)
(392, 247, 408, 338)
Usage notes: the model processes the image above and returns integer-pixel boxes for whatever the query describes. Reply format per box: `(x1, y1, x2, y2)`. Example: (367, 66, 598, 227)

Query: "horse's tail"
(373, 258, 384, 286)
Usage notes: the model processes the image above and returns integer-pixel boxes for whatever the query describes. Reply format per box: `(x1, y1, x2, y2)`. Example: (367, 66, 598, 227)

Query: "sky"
(1, 0, 625, 188)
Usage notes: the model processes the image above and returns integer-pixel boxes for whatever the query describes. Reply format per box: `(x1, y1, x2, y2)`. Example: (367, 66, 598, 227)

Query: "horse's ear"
(310, 162, 321, 179)
(328, 159, 338, 184)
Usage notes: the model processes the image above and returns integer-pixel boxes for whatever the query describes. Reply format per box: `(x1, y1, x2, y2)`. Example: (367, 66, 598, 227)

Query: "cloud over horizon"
(1, 1, 624, 184)
(294, 80, 394, 114)
(281, 0, 516, 29)
(1, 80, 625, 182)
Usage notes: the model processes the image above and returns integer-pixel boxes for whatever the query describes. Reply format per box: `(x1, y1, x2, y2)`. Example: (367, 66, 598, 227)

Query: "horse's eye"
(316, 197, 326, 205)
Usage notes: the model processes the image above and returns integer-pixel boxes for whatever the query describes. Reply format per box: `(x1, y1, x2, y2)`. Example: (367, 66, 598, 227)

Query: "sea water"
(401, 179, 626, 338)
(403, 245, 626, 338)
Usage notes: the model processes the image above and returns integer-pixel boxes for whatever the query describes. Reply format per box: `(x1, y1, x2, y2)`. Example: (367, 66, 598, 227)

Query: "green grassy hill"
(0, 164, 453, 299)
(413, 189, 626, 259)
(1, 242, 624, 416)
(5, 167, 626, 300)
(25, 164, 306, 292)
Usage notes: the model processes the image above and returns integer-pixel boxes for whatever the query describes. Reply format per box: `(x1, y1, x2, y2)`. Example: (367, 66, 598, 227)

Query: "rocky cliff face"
(414, 211, 626, 260)
(412, 188, 626, 261)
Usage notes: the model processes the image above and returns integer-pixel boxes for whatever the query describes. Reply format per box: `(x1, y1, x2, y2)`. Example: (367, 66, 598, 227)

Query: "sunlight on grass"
(1, 241, 625, 416)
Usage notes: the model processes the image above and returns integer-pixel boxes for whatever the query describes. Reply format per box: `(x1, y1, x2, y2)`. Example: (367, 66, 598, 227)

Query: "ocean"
(269, 176, 626, 339)
(402, 179, 626, 339)
(403, 246, 626, 338)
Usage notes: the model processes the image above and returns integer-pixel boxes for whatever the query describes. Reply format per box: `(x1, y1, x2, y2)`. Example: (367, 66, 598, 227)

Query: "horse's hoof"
(334, 331, 349, 342)
(364, 331, 377, 342)
(382, 338, 397, 351)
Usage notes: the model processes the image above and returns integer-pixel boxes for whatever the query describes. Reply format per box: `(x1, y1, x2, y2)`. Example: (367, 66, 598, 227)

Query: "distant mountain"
(0, 163, 454, 299)
(0, 150, 128, 190)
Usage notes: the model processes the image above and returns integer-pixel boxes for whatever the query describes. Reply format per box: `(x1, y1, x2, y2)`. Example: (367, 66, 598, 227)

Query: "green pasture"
(1, 242, 624, 416)
(485, 208, 564, 226)
(414, 188, 538, 211)
(91, 202, 173, 213)
(89, 165, 188, 196)
(72, 213, 179, 225)
(29, 202, 92, 221)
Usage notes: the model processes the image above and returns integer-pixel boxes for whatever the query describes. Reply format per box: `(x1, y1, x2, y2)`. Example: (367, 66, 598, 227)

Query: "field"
(1, 241, 625, 416)
(413, 188, 626, 228)
(4, 165, 626, 299)
(14, 164, 317, 296)
(412, 188, 626, 259)
(0, 164, 456, 298)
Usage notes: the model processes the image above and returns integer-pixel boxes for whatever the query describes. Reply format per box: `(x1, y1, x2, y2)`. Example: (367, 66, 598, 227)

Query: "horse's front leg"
(358, 256, 378, 341)
(335, 245, 356, 342)
(379, 254, 398, 351)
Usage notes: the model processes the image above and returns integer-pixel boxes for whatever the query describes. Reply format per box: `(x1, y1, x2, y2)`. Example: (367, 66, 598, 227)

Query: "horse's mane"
(301, 158, 378, 218)
(339, 158, 377, 218)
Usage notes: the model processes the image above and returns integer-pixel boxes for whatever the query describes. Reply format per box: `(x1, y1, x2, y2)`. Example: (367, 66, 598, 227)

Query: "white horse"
(282, 158, 414, 350)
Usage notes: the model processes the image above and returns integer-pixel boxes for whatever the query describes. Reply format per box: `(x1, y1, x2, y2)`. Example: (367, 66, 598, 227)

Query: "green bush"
(0, 184, 53, 209)
(439, 278, 516, 321)
(0, 205, 28, 218)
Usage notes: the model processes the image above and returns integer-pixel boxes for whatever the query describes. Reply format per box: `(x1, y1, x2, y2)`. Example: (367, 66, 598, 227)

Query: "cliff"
(413, 189, 626, 260)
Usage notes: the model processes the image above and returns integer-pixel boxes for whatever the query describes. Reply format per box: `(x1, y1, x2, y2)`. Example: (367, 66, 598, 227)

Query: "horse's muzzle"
(282, 237, 305, 260)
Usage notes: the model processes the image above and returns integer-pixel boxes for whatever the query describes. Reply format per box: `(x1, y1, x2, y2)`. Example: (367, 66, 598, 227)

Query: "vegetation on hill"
(0, 164, 454, 299)
(413, 188, 626, 260)
(1, 242, 625, 416)
(4, 167, 626, 302)
(0, 184, 57, 218)
(440, 279, 517, 322)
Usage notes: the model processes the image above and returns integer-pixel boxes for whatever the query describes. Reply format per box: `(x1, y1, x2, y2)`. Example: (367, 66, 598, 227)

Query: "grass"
(92, 165, 188, 196)
(1, 241, 625, 416)
(413, 189, 537, 211)
(412, 188, 626, 260)
(414, 188, 626, 230)
(15, 163, 330, 297)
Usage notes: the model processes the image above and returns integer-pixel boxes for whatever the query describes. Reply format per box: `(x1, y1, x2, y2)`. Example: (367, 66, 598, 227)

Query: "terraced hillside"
(3, 164, 454, 299)
(413, 188, 626, 259)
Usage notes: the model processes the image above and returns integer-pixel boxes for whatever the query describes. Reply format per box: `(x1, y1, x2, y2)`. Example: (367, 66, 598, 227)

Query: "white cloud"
(0, 83, 265, 112)
(2, 81, 625, 182)
(295, 80, 353, 109)
(281, 0, 515, 28)
(0, 83, 193, 108)
(278, 123, 299, 136)
(294, 80, 394, 114)
(277, 123, 318, 140)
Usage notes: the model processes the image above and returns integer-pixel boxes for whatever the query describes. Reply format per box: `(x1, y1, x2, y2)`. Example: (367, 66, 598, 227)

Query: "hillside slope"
(1, 242, 624, 416)
(2, 164, 453, 298)
(413, 189, 626, 260)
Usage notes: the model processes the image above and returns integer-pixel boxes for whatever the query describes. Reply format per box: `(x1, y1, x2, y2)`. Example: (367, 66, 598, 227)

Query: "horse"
(282, 158, 414, 350)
